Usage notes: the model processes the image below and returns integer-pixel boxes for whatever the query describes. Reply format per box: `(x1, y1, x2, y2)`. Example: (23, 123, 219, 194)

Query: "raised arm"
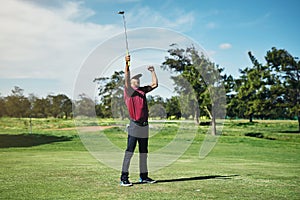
(148, 66, 158, 89)
(125, 55, 131, 89)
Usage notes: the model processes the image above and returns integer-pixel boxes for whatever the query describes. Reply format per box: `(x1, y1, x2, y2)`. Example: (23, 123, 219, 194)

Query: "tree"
(5, 86, 30, 117)
(149, 104, 166, 119)
(171, 74, 199, 120)
(165, 96, 181, 119)
(73, 93, 95, 117)
(94, 71, 127, 119)
(95, 103, 111, 118)
(0, 94, 6, 117)
(147, 95, 166, 119)
(147, 95, 165, 107)
(224, 74, 240, 119)
(61, 96, 73, 119)
(32, 97, 51, 118)
(265, 47, 300, 132)
(234, 51, 274, 122)
(162, 46, 226, 135)
(47, 94, 72, 119)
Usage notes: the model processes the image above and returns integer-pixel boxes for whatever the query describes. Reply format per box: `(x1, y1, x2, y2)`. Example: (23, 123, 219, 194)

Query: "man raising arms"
(120, 55, 158, 186)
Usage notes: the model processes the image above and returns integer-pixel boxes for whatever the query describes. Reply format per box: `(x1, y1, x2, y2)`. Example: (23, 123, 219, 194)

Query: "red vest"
(124, 86, 152, 122)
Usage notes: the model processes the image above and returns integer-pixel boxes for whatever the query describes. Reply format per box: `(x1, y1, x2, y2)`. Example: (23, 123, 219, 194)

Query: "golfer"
(120, 55, 158, 186)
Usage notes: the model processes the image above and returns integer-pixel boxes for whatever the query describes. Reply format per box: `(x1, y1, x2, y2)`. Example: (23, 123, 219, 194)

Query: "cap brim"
(131, 74, 142, 80)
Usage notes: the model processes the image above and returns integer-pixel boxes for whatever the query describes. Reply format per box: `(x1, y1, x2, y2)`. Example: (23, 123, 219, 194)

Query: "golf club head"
(118, 11, 124, 15)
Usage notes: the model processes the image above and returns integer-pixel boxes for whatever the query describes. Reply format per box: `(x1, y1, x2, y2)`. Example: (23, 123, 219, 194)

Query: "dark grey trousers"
(121, 121, 149, 180)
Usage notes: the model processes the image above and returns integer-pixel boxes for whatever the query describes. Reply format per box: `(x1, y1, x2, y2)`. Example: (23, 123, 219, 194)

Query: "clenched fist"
(125, 55, 130, 64)
(148, 66, 155, 72)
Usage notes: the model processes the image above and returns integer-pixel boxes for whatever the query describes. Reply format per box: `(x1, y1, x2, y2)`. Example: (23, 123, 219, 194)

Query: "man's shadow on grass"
(133, 175, 239, 184)
(0, 134, 72, 148)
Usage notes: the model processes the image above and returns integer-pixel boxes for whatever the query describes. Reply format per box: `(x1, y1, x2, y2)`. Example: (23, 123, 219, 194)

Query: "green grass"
(0, 118, 299, 199)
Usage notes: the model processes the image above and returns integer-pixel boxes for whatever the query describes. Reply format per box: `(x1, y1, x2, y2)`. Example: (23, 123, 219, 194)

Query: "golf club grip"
(126, 51, 130, 67)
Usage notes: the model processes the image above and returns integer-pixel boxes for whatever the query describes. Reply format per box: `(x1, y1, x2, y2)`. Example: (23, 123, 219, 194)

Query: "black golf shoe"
(139, 177, 156, 184)
(120, 179, 133, 187)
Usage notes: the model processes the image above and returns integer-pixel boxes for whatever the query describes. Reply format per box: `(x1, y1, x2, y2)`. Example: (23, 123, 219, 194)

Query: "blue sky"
(0, 0, 299, 98)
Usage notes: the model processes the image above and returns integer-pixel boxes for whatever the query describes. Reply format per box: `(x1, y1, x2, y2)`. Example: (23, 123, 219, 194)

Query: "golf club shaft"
(120, 12, 130, 66)
(122, 15, 129, 53)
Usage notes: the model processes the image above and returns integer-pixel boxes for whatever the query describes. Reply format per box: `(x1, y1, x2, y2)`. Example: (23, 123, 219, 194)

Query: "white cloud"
(54, 1, 96, 21)
(126, 6, 195, 31)
(0, 0, 120, 79)
(206, 22, 217, 29)
(0, 1, 196, 97)
(0, 1, 195, 79)
(219, 43, 232, 50)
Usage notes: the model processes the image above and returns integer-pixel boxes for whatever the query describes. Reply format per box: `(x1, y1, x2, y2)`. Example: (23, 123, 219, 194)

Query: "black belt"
(131, 120, 148, 126)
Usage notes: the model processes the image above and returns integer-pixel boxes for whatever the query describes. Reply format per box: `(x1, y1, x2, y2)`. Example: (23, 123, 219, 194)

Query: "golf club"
(118, 11, 130, 66)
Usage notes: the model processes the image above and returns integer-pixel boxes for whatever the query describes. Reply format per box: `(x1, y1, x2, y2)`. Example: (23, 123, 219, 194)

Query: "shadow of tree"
(236, 122, 258, 126)
(279, 130, 300, 134)
(0, 134, 72, 148)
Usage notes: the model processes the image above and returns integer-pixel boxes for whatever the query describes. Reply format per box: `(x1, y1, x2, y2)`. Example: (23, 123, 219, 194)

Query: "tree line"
(0, 46, 299, 131)
(0, 86, 73, 119)
(94, 46, 299, 132)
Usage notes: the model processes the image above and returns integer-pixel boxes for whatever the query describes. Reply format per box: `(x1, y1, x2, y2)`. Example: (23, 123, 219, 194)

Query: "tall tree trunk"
(211, 116, 216, 136)
(204, 106, 216, 135)
(194, 108, 199, 125)
(298, 114, 300, 133)
(120, 107, 124, 120)
(249, 114, 253, 123)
